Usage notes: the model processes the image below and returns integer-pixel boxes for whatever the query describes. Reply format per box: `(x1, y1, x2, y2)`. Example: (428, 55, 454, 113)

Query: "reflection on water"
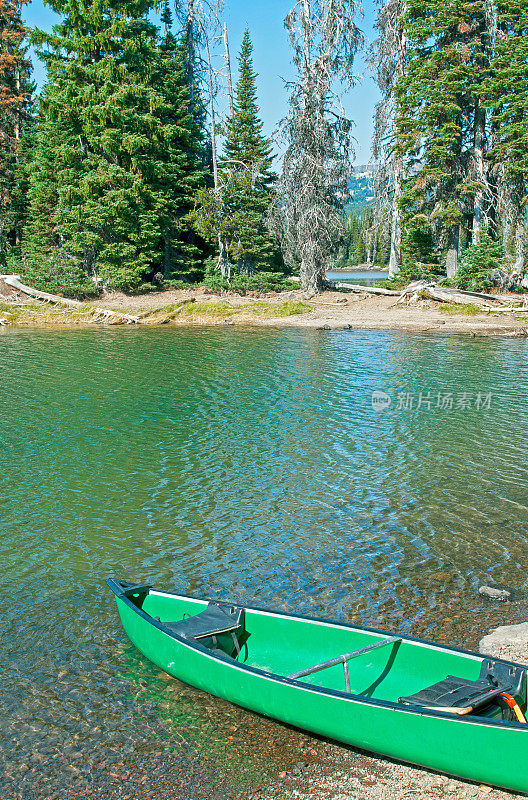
(1, 327, 528, 796)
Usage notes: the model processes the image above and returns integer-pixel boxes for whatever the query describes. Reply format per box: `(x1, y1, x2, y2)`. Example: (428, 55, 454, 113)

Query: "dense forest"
(0, 0, 527, 294)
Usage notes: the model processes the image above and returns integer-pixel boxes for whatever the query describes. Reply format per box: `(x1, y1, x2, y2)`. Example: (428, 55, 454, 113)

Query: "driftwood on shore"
(2, 275, 141, 325)
(397, 280, 523, 310)
(327, 281, 401, 296)
(486, 306, 528, 313)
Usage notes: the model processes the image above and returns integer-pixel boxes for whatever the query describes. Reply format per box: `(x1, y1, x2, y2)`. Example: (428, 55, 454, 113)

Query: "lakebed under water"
(2, 326, 528, 798)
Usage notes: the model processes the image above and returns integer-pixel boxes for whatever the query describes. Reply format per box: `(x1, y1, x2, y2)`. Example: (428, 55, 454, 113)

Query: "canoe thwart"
(287, 635, 403, 691)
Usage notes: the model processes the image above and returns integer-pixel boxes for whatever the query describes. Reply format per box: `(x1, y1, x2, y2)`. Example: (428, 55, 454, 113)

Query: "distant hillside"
(346, 164, 375, 213)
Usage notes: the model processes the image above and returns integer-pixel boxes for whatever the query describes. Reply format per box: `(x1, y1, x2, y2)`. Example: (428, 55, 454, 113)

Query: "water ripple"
(1, 327, 528, 792)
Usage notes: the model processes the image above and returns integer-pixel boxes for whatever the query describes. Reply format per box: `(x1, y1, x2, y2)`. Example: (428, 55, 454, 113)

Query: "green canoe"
(107, 578, 528, 792)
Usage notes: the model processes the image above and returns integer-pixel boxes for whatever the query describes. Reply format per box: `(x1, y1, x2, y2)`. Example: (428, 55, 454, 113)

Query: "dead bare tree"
(370, 0, 406, 277)
(272, 0, 363, 293)
(175, 0, 235, 276)
(470, 0, 496, 240)
(223, 23, 234, 119)
(174, 0, 224, 92)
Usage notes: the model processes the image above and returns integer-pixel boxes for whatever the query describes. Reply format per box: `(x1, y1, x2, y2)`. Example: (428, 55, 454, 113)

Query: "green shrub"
(456, 230, 505, 291)
(394, 215, 442, 284)
(16, 253, 100, 299)
(439, 303, 482, 316)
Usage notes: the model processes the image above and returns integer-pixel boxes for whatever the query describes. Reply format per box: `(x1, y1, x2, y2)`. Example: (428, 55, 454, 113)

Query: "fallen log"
(3, 275, 141, 324)
(421, 286, 497, 308)
(327, 281, 401, 296)
(424, 285, 512, 306)
(485, 306, 528, 313)
(397, 280, 515, 309)
(396, 280, 427, 304)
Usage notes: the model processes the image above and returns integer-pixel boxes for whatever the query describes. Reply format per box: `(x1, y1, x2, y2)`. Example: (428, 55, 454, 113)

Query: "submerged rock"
(478, 585, 512, 601)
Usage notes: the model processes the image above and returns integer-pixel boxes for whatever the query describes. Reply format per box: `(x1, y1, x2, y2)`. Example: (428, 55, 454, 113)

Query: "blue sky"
(24, 0, 380, 164)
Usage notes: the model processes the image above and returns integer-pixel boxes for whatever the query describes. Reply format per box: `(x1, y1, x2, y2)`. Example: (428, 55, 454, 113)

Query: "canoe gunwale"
(106, 578, 528, 732)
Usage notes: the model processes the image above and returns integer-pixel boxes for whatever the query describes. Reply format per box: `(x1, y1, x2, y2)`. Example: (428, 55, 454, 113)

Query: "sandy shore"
(2, 282, 528, 336)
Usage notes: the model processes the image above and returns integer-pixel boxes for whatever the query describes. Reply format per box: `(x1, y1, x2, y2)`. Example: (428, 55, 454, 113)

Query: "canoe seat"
(399, 659, 527, 716)
(162, 603, 245, 658)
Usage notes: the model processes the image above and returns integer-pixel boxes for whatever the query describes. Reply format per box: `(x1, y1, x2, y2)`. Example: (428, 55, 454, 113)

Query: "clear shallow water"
(2, 327, 528, 797)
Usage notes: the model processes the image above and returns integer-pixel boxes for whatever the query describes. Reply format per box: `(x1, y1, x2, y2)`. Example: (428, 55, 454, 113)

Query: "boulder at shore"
(479, 621, 528, 664)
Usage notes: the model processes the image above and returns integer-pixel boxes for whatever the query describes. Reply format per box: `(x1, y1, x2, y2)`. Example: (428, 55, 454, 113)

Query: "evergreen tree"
(395, 0, 492, 278)
(155, 3, 209, 282)
(224, 28, 279, 274)
(484, 0, 528, 273)
(0, 0, 32, 266)
(21, 107, 99, 297)
(457, 226, 505, 290)
(195, 27, 280, 277)
(353, 230, 367, 265)
(223, 29, 275, 192)
(24, 0, 207, 293)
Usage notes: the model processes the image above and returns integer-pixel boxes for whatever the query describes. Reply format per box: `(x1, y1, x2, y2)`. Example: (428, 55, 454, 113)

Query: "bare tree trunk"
(371, 0, 407, 278)
(223, 24, 234, 119)
(14, 69, 21, 247)
(514, 217, 526, 273)
(389, 18, 406, 277)
(205, 32, 230, 278)
(366, 223, 378, 267)
(499, 179, 513, 259)
(205, 36, 219, 192)
(472, 98, 486, 239)
(14, 70, 20, 143)
(446, 225, 460, 278)
(300, 0, 320, 292)
(388, 164, 402, 276)
(300, 252, 324, 293)
(472, 0, 495, 240)
(186, 0, 195, 101)
(502, 218, 512, 257)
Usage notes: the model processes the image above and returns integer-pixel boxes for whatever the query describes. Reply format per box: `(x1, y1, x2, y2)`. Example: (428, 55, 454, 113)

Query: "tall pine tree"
(222, 27, 279, 274)
(193, 27, 281, 277)
(0, 0, 32, 266)
(485, 0, 528, 273)
(24, 0, 207, 293)
(154, 3, 209, 282)
(395, 0, 492, 277)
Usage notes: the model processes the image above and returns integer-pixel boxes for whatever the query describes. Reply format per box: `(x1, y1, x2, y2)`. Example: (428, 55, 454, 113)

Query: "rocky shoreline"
(1, 280, 528, 337)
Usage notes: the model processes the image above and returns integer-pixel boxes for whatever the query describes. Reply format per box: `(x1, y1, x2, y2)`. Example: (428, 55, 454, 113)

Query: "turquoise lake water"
(2, 326, 528, 795)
